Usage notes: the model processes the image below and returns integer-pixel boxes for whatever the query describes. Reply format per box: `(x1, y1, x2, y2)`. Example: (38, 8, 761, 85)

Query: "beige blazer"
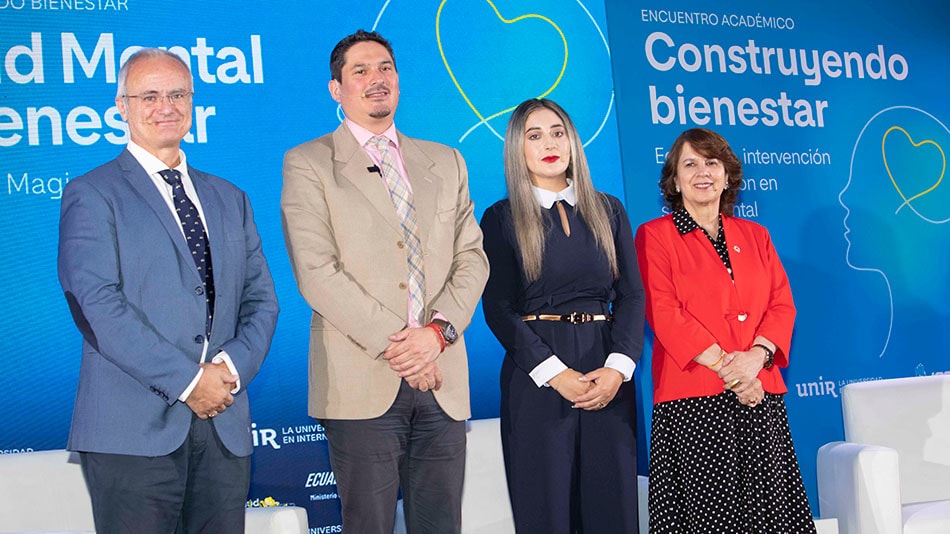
(281, 124, 488, 421)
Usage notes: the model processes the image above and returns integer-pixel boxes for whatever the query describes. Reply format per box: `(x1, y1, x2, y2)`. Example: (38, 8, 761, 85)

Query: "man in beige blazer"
(281, 30, 488, 533)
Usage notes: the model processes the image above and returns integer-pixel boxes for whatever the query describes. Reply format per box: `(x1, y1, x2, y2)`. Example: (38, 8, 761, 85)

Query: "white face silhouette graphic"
(839, 106, 950, 356)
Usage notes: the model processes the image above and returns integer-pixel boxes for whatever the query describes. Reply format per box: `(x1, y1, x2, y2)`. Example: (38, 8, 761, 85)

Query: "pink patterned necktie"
(369, 136, 425, 325)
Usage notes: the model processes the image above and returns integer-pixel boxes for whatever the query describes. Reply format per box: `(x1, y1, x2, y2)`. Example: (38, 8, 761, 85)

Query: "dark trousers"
(80, 416, 250, 534)
(322, 380, 466, 534)
(501, 357, 640, 534)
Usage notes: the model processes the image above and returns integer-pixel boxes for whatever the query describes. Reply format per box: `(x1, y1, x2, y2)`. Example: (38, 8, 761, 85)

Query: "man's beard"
(369, 107, 393, 119)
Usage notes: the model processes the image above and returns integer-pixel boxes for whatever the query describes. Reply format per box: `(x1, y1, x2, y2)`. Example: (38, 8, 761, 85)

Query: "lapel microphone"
(367, 165, 381, 176)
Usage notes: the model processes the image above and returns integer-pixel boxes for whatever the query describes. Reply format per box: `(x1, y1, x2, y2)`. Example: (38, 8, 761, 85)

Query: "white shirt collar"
(531, 178, 575, 209)
(126, 141, 188, 176)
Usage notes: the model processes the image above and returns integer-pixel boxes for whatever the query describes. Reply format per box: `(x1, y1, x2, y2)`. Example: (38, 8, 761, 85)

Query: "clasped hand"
(185, 361, 237, 419)
(718, 349, 765, 406)
(383, 327, 443, 392)
(550, 367, 624, 411)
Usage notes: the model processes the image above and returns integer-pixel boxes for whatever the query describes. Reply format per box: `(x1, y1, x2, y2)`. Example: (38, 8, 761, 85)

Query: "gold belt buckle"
(563, 312, 591, 324)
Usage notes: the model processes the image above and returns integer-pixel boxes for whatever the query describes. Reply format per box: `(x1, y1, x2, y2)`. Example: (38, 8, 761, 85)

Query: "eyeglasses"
(122, 91, 193, 107)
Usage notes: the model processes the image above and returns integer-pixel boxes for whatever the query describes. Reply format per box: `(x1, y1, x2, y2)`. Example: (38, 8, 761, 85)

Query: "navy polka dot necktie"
(159, 169, 215, 337)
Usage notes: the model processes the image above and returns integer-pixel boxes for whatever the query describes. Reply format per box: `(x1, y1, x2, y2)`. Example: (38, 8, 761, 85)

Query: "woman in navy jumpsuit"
(481, 98, 645, 533)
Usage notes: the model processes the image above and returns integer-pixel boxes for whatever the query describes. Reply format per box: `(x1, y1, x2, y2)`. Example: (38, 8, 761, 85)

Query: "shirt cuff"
(178, 368, 204, 403)
(213, 351, 241, 394)
(605, 352, 635, 382)
(529, 355, 569, 388)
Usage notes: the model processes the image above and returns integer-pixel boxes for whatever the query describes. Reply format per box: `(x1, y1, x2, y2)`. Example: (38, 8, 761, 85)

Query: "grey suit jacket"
(281, 124, 488, 421)
(58, 149, 279, 457)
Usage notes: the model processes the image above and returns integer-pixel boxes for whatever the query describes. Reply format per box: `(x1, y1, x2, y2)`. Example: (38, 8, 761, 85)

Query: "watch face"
(445, 323, 458, 342)
(435, 319, 459, 343)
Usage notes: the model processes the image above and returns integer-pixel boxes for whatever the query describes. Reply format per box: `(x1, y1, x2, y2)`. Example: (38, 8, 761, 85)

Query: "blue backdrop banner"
(2, 0, 948, 529)
(606, 0, 950, 514)
(1, 1, 623, 529)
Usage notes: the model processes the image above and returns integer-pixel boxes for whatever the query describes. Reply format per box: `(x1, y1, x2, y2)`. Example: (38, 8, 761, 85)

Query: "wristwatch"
(430, 318, 459, 346)
(754, 343, 775, 369)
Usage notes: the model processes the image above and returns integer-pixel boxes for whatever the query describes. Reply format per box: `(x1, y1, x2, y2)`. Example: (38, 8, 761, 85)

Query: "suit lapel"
(333, 125, 404, 234)
(117, 150, 200, 284)
(190, 169, 223, 250)
(397, 133, 437, 249)
(190, 169, 226, 336)
(723, 216, 754, 297)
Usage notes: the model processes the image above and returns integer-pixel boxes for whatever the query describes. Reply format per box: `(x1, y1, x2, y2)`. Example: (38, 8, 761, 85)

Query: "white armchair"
(817, 375, 950, 534)
(0, 449, 308, 534)
(459, 418, 514, 533)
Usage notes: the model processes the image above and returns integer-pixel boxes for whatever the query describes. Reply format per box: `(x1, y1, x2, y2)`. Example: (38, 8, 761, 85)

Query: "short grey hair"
(116, 48, 192, 99)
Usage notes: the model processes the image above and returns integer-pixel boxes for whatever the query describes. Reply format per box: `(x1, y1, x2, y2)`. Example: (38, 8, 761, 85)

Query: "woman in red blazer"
(634, 128, 815, 533)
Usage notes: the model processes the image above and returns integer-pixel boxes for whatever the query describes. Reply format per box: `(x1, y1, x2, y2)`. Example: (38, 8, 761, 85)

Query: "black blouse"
(672, 209, 734, 280)
(480, 194, 646, 373)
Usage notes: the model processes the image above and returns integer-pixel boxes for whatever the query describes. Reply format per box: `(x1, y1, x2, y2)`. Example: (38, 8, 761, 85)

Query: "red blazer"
(634, 214, 795, 404)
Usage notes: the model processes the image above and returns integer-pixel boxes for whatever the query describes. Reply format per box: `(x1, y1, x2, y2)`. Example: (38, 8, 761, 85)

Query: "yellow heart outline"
(436, 0, 568, 126)
(882, 125, 946, 211)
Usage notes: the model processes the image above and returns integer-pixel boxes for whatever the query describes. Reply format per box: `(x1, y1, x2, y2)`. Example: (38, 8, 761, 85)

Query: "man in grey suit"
(281, 30, 488, 533)
(58, 48, 279, 533)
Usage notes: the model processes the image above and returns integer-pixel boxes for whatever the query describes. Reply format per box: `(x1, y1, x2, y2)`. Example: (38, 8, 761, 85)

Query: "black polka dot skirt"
(648, 392, 817, 533)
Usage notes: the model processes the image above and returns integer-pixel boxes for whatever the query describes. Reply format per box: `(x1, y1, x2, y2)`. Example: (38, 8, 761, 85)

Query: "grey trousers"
(322, 380, 466, 534)
(81, 416, 249, 534)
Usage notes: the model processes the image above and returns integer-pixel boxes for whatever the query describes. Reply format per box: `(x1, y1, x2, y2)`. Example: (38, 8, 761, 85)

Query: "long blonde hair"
(503, 98, 618, 282)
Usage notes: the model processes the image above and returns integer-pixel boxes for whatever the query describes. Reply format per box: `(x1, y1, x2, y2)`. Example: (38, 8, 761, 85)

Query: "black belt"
(521, 312, 612, 325)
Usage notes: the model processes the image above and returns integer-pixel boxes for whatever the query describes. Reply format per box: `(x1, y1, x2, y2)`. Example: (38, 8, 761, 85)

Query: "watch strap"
(753, 343, 775, 369)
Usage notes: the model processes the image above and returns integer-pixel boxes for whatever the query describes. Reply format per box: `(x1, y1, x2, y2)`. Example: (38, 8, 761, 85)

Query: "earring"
(675, 184, 680, 193)
(724, 182, 729, 190)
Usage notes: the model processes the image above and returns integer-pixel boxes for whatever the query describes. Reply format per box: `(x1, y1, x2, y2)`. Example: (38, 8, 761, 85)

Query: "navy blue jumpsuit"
(480, 194, 645, 533)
